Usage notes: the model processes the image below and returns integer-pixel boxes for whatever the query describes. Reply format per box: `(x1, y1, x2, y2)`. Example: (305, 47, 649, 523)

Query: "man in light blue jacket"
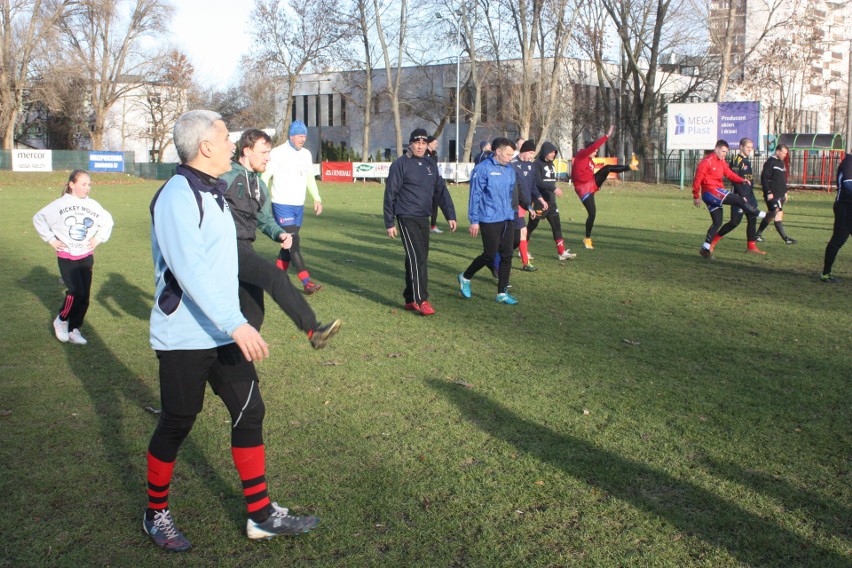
(144, 110, 318, 552)
(458, 137, 521, 304)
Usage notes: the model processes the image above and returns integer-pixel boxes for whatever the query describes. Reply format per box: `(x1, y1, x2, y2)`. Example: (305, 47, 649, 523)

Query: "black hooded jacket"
(534, 142, 559, 198)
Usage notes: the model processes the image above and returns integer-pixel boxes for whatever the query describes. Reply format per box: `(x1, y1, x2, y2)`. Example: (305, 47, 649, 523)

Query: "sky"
(168, 0, 253, 89)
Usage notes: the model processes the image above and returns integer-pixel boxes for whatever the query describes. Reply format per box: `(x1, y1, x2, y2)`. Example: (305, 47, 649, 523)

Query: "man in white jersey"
(264, 121, 324, 294)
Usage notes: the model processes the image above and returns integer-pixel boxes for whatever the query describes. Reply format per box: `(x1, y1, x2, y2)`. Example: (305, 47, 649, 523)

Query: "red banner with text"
(321, 162, 353, 182)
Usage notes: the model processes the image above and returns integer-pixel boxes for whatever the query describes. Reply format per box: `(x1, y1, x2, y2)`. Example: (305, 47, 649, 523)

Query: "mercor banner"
(12, 149, 52, 172)
(667, 102, 760, 151)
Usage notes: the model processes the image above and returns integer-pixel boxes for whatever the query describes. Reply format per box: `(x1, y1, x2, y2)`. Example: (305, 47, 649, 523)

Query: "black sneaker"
(246, 502, 319, 540)
(309, 320, 341, 349)
(784, 237, 797, 245)
(520, 264, 538, 272)
(699, 247, 712, 259)
(820, 273, 838, 283)
(755, 233, 764, 242)
(143, 509, 192, 552)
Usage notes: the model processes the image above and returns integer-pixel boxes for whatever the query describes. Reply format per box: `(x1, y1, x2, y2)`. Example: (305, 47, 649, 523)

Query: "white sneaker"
(430, 226, 443, 234)
(53, 316, 69, 342)
(68, 329, 88, 345)
(558, 250, 577, 261)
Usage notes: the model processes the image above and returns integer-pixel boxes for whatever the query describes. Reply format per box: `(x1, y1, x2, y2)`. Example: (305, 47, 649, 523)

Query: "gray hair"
(174, 110, 223, 163)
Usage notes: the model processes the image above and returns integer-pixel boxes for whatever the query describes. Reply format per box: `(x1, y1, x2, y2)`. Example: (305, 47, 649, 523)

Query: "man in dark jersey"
(756, 144, 797, 244)
(820, 150, 852, 282)
(527, 141, 576, 260)
(708, 137, 765, 254)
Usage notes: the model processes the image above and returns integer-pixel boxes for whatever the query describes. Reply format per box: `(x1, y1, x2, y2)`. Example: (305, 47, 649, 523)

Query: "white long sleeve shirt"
(263, 142, 321, 206)
(33, 193, 114, 260)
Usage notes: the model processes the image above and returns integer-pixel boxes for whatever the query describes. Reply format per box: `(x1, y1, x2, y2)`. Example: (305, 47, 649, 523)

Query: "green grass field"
(0, 171, 849, 567)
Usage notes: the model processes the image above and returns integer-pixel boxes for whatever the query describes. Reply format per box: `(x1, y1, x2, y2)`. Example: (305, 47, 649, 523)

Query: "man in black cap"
(384, 128, 458, 315)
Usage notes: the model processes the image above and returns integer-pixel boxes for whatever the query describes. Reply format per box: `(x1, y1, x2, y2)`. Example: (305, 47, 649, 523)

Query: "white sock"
(758, 210, 767, 219)
(702, 242, 711, 250)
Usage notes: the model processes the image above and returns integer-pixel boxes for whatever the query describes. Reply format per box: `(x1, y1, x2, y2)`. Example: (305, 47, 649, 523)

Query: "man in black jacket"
(221, 129, 340, 347)
(384, 128, 457, 315)
(820, 150, 852, 282)
(526, 141, 576, 260)
(756, 144, 797, 244)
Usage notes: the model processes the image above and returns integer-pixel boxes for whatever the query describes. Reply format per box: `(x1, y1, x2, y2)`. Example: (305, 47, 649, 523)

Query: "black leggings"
(57, 255, 94, 331)
(823, 201, 852, 275)
(526, 194, 563, 242)
(705, 193, 760, 243)
(581, 195, 597, 238)
(717, 191, 758, 241)
(277, 225, 306, 274)
(594, 164, 630, 188)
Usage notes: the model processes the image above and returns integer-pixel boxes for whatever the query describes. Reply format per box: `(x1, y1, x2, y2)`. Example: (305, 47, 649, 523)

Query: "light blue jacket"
(468, 155, 517, 224)
(149, 168, 247, 350)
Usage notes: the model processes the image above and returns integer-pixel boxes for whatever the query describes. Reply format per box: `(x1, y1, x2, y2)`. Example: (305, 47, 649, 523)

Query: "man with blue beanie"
(263, 120, 324, 294)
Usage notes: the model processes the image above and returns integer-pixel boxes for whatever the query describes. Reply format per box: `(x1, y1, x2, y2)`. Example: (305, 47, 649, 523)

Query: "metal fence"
(0, 150, 179, 180)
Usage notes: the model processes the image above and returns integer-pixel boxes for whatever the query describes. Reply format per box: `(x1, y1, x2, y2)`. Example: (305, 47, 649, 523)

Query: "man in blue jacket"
(458, 137, 521, 304)
(384, 128, 457, 315)
(145, 111, 318, 552)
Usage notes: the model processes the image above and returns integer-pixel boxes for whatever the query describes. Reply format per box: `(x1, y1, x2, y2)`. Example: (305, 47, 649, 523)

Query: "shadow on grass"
(22, 266, 245, 532)
(96, 272, 152, 320)
(426, 378, 848, 567)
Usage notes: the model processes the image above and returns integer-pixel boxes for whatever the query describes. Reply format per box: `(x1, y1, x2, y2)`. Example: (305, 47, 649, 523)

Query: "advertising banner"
(321, 161, 353, 182)
(89, 151, 125, 173)
(352, 162, 392, 179)
(12, 149, 52, 172)
(667, 102, 760, 151)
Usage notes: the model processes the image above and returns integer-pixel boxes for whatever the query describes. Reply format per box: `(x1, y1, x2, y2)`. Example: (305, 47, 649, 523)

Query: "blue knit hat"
(289, 121, 308, 136)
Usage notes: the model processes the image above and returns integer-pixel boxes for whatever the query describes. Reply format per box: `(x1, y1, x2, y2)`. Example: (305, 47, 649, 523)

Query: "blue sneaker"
(458, 273, 471, 298)
(143, 509, 192, 552)
(496, 292, 518, 305)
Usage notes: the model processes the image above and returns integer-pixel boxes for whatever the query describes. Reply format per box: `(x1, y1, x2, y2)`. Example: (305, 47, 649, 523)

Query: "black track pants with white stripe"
(397, 215, 431, 304)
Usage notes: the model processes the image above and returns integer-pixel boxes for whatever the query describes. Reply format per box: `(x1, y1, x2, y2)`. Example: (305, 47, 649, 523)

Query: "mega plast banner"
(12, 149, 52, 172)
(667, 102, 760, 151)
(321, 162, 353, 182)
(89, 151, 125, 173)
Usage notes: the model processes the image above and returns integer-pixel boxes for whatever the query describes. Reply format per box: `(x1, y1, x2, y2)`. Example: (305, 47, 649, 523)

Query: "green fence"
(0, 150, 178, 180)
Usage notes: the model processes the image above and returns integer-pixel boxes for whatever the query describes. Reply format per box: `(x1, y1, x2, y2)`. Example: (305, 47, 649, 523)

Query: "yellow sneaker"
(630, 153, 639, 171)
(583, 237, 594, 249)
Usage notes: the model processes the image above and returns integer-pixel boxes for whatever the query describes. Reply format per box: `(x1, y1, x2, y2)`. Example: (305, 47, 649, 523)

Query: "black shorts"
(156, 343, 258, 417)
(765, 194, 786, 212)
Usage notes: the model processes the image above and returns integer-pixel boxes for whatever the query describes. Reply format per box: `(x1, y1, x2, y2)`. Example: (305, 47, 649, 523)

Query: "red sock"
(146, 451, 175, 511)
(519, 240, 529, 265)
(747, 240, 758, 250)
(556, 239, 565, 255)
(297, 270, 310, 284)
(710, 234, 722, 250)
(232, 446, 271, 515)
(276, 259, 289, 271)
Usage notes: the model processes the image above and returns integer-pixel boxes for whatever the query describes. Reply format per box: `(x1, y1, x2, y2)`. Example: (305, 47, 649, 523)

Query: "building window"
(302, 96, 308, 125)
(328, 94, 334, 127)
(341, 97, 347, 126)
(292, 97, 297, 122)
(315, 94, 321, 127)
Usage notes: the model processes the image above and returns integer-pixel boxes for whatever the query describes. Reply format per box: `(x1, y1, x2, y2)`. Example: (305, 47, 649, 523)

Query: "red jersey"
(571, 135, 608, 197)
(692, 153, 745, 199)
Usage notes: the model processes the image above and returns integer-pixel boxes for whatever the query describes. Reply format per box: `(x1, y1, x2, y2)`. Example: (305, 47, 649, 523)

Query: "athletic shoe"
(630, 153, 639, 171)
(521, 264, 537, 272)
(784, 237, 798, 245)
(755, 233, 764, 242)
(247, 502, 319, 540)
(820, 273, 838, 283)
(583, 238, 594, 249)
(68, 329, 88, 345)
(308, 320, 341, 349)
(558, 250, 577, 261)
(458, 273, 471, 298)
(418, 300, 435, 316)
(699, 247, 712, 259)
(303, 281, 322, 295)
(143, 509, 192, 552)
(53, 316, 69, 343)
(495, 292, 518, 305)
(404, 302, 420, 312)
(746, 247, 766, 255)
(430, 226, 443, 234)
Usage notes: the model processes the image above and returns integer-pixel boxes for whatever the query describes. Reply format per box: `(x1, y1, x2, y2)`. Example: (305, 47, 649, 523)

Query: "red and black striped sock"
(146, 451, 175, 518)
(276, 259, 290, 271)
(556, 239, 566, 255)
(232, 445, 272, 522)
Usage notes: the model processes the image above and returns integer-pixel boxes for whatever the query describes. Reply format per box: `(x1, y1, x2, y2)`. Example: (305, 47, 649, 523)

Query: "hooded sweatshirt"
(571, 135, 608, 198)
(534, 142, 560, 199)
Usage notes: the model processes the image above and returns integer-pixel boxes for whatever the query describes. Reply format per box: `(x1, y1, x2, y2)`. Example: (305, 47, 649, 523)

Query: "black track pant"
(527, 194, 563, 242)
(463, 220, 514, 293)
(57, 255, 94, 331)
(277, 225, 307, 275)
(430, 197, 439, 227)
(397, 215, 431, 304)
(594, 164, 630, 188)
(237, 240, 316, 332)
(583, 165, 631, 237)
(718, 190, 758, 241)
(823, 201, 852, 275)
(705, 193, 760, 244)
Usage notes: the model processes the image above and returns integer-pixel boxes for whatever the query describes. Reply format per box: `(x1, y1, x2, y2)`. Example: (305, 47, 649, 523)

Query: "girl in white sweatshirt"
(33, 170, 114, 344)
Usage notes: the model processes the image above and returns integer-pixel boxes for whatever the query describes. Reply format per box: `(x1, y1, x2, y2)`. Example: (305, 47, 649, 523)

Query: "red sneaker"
(303, 281, 322, 295)
(404, 302, 420, 312)
(418, 300, 435, 316)
(746, 247, 766, 255)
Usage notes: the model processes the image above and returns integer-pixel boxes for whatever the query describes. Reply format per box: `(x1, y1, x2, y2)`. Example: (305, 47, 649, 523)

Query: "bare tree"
(135, 49, 192, 162)
(252, 0, 348, 132)
(373, 0, 407, 156)
(344, 0, 378, 159)
(58, 0, 171, 149)
(0, 0, 72, 149)
(533, 0, 578, 145)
